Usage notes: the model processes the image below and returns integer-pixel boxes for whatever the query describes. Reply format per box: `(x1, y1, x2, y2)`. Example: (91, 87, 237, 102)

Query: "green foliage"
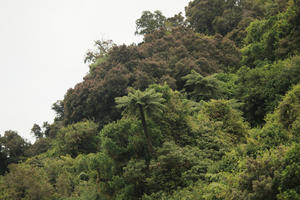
(0, 164, 54, 200)
(185, 0, 226, 35)
(229, 147, 287, 200)
(149, 84, 198, 146)
(276, 84, 300, 130)
(226, 144, 300, 200)
(31, 123, 43, 138)
(241, 5, 299, 67)
(214, 72, 239, 99)
(183, 70, 225, 101)
(31, 122, 51, 139)
(147, 142, 210, 193)
(100, 119, 144, 164)
(116, 87, 166, 120)
(226, 16, 255, 47)
(2, 1, 300, 199)
(236, 56, 300, 125)
(119, 159, 147, 198)
(26, 137, 52, 157)
(242, 84, 300, 154)
(165, 12, 186, 29)
(0, 130, 30, 173)
(55, 121, 99, 157)
(116, 87, 166, 161)
(249, 121, 289, 152)
(202, 99, 248, 139)
(135, 11, 167, 35)
(52, 100, 64, 122)
(84, 39, 115, 66)
(186, 0, 292, 48)
(277, 144, 300, 199)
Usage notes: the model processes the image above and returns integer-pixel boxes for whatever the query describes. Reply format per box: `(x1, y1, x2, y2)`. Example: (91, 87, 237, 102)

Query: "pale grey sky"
(0, 0, 190, 142)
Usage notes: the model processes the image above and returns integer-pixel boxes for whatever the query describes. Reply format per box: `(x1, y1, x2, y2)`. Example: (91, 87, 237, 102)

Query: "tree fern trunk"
(138, 104, 153, 162)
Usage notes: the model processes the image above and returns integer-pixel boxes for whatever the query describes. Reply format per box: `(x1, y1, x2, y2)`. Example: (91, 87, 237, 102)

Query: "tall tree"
(185, 0, 226, 35)
(115, 88, 165, 161)
(52, 100, 64, 122)
(135, 10, 166, 35)
(0, 131, 29, 164)
(31, 124, 43, 139)
(0, 131, 30, 175)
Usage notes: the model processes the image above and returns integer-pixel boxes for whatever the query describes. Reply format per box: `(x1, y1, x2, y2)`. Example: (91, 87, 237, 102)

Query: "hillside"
(1, 0, 300, 199)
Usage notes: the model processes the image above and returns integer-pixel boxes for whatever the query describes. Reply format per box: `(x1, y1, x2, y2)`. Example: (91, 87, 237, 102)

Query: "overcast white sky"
(0, 0, 190, 142)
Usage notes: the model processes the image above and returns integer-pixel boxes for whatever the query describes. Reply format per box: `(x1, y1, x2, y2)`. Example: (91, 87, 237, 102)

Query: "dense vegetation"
(1, 0, 300, 199)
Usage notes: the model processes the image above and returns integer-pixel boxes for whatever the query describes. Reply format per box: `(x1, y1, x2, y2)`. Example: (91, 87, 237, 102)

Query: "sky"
(0, 0, 190, 142)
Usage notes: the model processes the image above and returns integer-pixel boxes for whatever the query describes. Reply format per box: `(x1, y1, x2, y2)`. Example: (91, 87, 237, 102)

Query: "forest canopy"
(1, 0, 299, 199)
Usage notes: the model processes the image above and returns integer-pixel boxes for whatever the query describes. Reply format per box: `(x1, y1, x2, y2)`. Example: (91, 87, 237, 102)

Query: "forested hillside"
(1, 0, 300, 199)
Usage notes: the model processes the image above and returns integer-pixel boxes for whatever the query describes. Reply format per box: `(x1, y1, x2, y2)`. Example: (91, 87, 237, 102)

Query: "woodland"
(0, 0, 300, 199)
